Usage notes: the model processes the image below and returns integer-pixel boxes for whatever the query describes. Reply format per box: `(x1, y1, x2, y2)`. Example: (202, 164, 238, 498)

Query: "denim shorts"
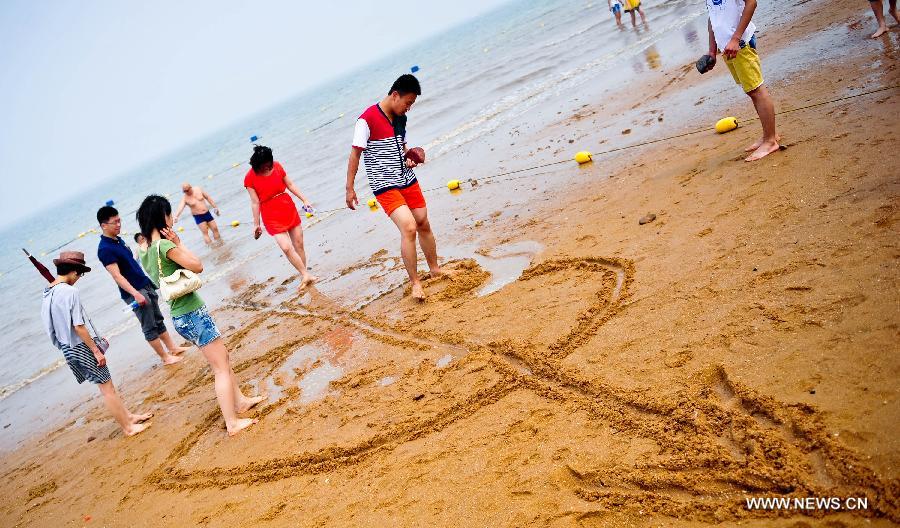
(172, 304, 221, 348)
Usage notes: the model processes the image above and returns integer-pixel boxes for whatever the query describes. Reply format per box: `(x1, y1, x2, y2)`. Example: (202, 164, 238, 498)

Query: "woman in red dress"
(244, 145, 318, 290)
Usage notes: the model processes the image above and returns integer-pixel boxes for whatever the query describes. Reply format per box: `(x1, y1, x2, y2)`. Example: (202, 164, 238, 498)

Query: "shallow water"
(0, 0, 716, 449)
(435, 354, 454, 369)
(473, 240, 543, 297)
(258, 343, 327, 402)
(298, 361, 345, 403)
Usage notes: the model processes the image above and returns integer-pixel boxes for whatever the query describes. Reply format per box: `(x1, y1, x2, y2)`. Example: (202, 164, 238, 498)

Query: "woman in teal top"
(137, 195, 264, 436)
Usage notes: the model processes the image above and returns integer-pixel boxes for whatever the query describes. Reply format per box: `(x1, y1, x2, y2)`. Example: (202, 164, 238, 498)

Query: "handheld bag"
(156, 241, 202, 301)
(84, 308, 110, 353)
(49, 286, 109, 353)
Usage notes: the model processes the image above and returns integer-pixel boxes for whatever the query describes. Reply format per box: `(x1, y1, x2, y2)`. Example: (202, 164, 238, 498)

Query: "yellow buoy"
(367, 198, 378, 208)
(232, 162, 240, 168)
(177, 226, 185, 232)
(305, 212, 313, 218)
(77, 232, 86, 238)
(447, 179, 460, 190)
(715, 117, 738, 134)
(574, 151, 593, 164)
(230, 220, 240, 227)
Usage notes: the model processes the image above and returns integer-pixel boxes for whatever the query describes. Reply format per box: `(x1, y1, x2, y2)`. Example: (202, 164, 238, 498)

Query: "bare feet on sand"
(168, 345, 190, 355)
(427, 267, 449, 280)
(237, 395, 266, 414)
(130, 412, 153, 424)
(227, 418, 258, 436)
(299, 274, 319, 292)
(745, 139, 781, 162)
(162, 354, 184, 366)
(124, 422, 151, 437)
(871, 24, 888, 38)
(745, 134, 782, 152)
(411, 282, 426, 301)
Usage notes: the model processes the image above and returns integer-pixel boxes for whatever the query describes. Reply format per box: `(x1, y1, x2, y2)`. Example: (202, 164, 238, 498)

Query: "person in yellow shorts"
(623, 0, 647, 25)
(705, 0, 780, 162)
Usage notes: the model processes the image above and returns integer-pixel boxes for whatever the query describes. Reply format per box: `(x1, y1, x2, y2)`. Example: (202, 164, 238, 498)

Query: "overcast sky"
(0, 0, 511, 225)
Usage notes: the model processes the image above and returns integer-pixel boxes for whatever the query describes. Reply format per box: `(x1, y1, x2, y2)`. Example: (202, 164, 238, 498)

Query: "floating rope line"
(5, 84, 897, 279)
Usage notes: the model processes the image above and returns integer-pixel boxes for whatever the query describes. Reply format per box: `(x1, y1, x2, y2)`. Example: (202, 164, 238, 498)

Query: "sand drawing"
(138, 254, 896, 523)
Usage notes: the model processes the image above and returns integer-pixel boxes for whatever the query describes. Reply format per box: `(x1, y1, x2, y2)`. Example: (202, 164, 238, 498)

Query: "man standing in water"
(608, 0, 624, 26)
(174, 182, 222, 244)
(345, 74, 442, 301)
(96, 206, 187, 365)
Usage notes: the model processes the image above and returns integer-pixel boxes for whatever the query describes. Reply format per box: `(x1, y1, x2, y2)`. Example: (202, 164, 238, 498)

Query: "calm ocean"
(0, 0, 708, 428)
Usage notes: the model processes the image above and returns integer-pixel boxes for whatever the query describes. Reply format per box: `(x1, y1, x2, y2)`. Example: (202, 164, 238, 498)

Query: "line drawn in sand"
(142, 255, 897, 523)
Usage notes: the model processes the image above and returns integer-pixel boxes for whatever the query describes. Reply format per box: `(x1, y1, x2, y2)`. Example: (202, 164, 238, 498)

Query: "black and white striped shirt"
(352, 103, 417, 195)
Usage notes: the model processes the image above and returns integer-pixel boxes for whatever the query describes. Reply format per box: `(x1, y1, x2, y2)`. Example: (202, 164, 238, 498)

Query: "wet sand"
(2, 0, 899, 526)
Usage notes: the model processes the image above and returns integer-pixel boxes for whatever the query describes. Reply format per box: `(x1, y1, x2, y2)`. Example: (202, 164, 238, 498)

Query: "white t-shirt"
(706, 0, 756, 51)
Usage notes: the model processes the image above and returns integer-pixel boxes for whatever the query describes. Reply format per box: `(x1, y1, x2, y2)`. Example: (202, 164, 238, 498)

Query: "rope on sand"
(6, 84, 898, 279)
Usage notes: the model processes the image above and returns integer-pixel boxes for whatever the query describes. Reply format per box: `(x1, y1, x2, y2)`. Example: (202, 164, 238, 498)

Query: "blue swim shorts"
(193, 211, 215, 225)
(172, 304, 221, 348)
(612, 3, 621, 13)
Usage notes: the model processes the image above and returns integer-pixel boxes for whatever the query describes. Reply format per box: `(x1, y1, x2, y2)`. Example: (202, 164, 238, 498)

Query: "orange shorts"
(375, 181, 426, 216)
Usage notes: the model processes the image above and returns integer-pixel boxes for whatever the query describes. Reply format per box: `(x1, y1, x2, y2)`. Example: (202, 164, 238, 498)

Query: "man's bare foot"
(237, 395, 266, 413)
(168, 345, 190, 356)
(299, 274, 319, 292)
(130, 412, 153, 424)
(227, 418, 258, 436)
(745, 139, 780, 162)
(124, 421, 151, 437)
(872, 24, 888, 38)
(162, 354, 184, 366)
(744, 134, 782, 152)
(411, 282, 426, 301)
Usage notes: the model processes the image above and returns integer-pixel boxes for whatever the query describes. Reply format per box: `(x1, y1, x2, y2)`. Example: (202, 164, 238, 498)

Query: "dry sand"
(2, 0, 898, 526)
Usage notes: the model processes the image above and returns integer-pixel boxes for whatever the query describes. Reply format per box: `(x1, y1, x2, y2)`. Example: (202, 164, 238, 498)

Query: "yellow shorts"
(725, 44, 764, 93)
(624, 0, 641, 10)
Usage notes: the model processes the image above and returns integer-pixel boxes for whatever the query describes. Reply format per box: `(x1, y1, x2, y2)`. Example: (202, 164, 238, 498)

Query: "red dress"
(243, 161, 301, 235)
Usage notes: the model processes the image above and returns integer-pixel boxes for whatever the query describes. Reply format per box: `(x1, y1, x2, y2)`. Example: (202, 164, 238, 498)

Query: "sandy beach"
(2, 0, 899, 526)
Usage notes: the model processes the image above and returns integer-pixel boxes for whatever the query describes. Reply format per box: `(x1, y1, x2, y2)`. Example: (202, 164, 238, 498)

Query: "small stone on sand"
(639, 213, 656, 225)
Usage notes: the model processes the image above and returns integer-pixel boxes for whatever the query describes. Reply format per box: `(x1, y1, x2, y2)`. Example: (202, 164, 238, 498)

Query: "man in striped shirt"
(346, 74, 443, 300)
